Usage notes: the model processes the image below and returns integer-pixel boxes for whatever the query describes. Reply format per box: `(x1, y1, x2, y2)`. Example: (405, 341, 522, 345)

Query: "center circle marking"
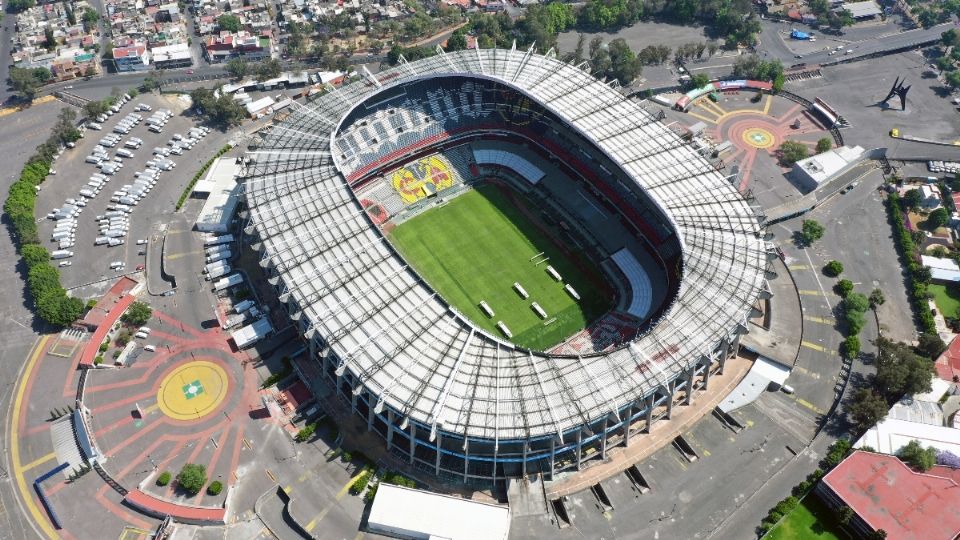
(157, 360, 229, 421)
(741, 127, 775, 149)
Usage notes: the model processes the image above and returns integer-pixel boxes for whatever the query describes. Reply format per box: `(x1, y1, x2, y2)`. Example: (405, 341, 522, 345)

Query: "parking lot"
(35, 92, 233, 293)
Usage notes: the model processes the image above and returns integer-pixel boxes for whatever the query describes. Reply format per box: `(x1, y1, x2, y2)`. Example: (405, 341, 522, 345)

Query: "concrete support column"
(623, 402, 633, 447)
(366, 393, 375, 432)
(600, 416, 609, 459)
(309, 336, 317, 361)
(685, 367, 696, 405)
(702, 359, 711, 391)
(386, 410, 395, 450)
(575, 428, 583, 470)
(549, 437, 556, 479)
(718, 338, 730, 375)
(409, 423, 416, 465)
(645, 394, 655, 433)
(435, 431, 442, 476)
(463, 438, 470, 482)
(665, 382, 675, 420)
(350, 389, 359, 415)
(522, 441, 528, 477)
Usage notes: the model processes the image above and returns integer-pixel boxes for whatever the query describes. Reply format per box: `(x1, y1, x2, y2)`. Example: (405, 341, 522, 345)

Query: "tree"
(947, 71, 960, 90)
(688, 73, 711, 89)
(43, 27, 56, 51)
(217, 14, 242, 33)
(837, 505, 854, 525)
(800, 219, 825, 245)
(843, 292, 869, 335)
(869, 288, 886, 308)
(176, 464, 207, 495)
(779, 140, 809, 166)
(84, 99, 110, 118)
(141, 74, 162, 92)
(21, 244, 49, 268)
(207, 480, 223, 495)
(927, 207, 949, 229)
(816, 137, 832, 154)
(81, 7, 99, 31)
(849, 389, 888, 429)
(36, 291, 83, 327)
(835, 279, 854, 298)
(867, 530, 887, 540)
(256, 59, 282, 81)
(7, 0, 36, 12)
(225, 59, 248, 79)
(943, 28, 960, 48)
(841, 335, 861, 359)
(445, 30, 467, 52)
(903, 188, 923, 211)
(7, 67, 51, 100)
(874, 337, 934, 398)
(121, 301, 152, 326)
(824, 260, 844, 277)
(898, 440, 937, 472)
(918, 332, 947, 359)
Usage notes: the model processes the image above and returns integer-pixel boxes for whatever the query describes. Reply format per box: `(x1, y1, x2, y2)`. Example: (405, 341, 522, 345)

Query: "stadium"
(242, 47, 771, 484)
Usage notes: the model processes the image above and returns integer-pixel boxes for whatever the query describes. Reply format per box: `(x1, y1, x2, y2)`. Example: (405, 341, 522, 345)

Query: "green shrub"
(887, 194, 937, 334)
(341, 451, 353, 462)
(295, 423, 316, 442)
(156, 471, 171, 486)
(94, 355, 103, 365)
(349, 469, 370, 495)
(176, 145, 231, 210)
(823, 260, 844, 277)
(99, 342, 109, 352)
(364, 481, 379, 503)
(207, 480, 223, 495)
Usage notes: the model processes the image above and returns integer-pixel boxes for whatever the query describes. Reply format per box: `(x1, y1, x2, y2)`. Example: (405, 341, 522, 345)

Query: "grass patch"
(388, 183, 612, 350)
(929, 283, 960, 319)
(767, 496, 845, 540)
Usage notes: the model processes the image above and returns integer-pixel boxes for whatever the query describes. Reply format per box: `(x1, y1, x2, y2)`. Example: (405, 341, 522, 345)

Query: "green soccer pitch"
(388, 182, 614, 351)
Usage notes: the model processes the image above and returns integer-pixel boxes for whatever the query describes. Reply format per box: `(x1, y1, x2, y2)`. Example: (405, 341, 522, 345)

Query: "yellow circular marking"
(157, 360, 229, 421)
(741, 127, 776, 149)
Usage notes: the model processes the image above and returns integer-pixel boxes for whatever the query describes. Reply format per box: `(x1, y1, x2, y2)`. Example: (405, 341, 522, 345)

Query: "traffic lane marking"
(10, 335, 59, 539)
(802, 315, 834, 325)
(304, 468, 371, 532)
(800, 341, 837, 356)
(18, 452, 56, 473)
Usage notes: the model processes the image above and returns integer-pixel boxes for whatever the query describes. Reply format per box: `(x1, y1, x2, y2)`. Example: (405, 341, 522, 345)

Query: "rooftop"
(822, 450, 960, 540)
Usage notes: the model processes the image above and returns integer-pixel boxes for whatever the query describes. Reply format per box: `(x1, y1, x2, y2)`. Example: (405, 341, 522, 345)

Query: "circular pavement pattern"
(157, 360, 229, 421)
(741, 127, 776, 149)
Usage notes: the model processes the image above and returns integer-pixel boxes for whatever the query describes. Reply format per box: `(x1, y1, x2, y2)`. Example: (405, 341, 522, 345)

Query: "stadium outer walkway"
(544, 355, 753, 499)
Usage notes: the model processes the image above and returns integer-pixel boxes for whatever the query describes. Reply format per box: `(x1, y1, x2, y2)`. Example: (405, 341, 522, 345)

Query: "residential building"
(816, 450, 960, 540)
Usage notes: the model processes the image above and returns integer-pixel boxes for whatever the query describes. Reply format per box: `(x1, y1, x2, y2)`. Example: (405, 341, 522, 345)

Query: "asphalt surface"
(0, 101, 65, 540)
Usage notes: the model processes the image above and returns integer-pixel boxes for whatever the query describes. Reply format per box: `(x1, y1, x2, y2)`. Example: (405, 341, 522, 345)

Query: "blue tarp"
(790, 29, 812, 40)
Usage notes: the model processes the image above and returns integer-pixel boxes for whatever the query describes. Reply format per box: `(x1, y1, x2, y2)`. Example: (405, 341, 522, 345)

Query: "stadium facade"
(242, 46, 772, 483)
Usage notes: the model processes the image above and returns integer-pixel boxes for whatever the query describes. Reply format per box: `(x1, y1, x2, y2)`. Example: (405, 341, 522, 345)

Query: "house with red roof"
(816, 450, 960, 540)
(936, 335, 960, 382)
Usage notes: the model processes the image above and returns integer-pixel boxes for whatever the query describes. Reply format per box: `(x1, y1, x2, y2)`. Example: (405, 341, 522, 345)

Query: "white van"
(134, 331, 148, 339)
(143, 344, 156, 352)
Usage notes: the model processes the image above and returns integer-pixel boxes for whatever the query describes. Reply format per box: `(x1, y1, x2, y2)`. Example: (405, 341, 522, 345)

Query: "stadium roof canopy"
(243, 46, 770, 443)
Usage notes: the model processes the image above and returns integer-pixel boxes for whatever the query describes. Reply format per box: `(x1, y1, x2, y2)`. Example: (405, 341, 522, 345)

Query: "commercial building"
(150, 43, 192, 69)
(112, 42, 151, 72)
(367, 484, 510, 540)
(194, 157, 242, 233)
(790, 145, 864, 192)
